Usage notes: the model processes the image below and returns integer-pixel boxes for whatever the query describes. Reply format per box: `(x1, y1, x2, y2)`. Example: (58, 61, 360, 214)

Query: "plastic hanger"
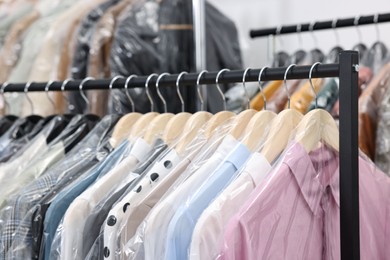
(242, 67, 277, 152)
(228, 68, 257, 140)
(141, 73, 173, 145)
(294, 62, 339, 152)
(110, 75, 142, 148)
(202, 69, 235, 137)
(261, 64, 303, 163)
(158, 72, 191, 145)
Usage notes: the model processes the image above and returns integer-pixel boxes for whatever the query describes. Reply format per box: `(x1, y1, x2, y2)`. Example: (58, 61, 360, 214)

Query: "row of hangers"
(272, 14, 388, 67)
(0, 60, 339, 166)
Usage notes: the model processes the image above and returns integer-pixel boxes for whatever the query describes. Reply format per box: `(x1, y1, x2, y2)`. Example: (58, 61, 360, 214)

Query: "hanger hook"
(44, 80, 56, 111)
(215, 68, 229, 111)
(309, 62, 322, 109)
(309, 21, 318, 49)
(196, 70, 207, 111)
(109, 75, 124, 113)
(258, 66, 269, 110)
(124, 75, 137, 112)
(79, 77, 94, 113)
(373, 14, 380, 42)
(24, 81, 34, 114)
(0, 82, 11, 112)
(61, 78, 74, 111)
(156, 73, 170, 113)
(284, 64, 296, 109)
(296, 24, 303, 48)
(353, 16, 363, 43)
(176, 72, 188, 113)
(276, 25, 284, 51)
(242, 68, 251, 110)
(331, 19, 340, 46)
(145, 73, 158, 112)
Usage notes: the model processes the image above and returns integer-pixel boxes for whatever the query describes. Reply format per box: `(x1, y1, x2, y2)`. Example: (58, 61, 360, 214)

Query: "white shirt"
(143, 135, 240, 260)
(103, 148, 181, 260)
(60, 138, 151, 260)
(189, 152, 271, 260)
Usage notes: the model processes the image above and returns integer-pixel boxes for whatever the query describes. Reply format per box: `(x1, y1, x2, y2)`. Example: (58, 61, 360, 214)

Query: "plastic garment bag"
(109, 1, 242, 114)
(0, 115, 119, 260)
(218, 119, 390, 260)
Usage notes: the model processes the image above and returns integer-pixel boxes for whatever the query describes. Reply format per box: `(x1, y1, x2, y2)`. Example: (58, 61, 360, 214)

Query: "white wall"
(208, 0, 390, 68)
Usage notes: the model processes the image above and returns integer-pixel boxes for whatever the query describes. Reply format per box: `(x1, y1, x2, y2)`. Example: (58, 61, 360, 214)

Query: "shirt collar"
(217, 135, 251, 170)
(244, 152, 272, 186)
(130, 138, 153, 162)
(283, 142, 340, 215)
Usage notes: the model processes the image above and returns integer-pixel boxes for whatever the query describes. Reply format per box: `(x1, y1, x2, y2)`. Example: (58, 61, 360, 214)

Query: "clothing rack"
(250, 12, 390, 38)
(0, 50, 359, 260)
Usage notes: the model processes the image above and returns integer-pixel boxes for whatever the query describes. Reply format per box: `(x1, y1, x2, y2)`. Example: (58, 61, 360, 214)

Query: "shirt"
(0, 115, 118, 260)
(142, 135, 241, 260)
(123, 132, 225, 260)
(58, 137, 152, 260)
(79, 140, 167, 260)
(219, 142, 390, 260)
(39, 140, 131, 260)
(189, 153, 271, 260)
(103, 148, 181, 260)
(164, 142, 251, 260)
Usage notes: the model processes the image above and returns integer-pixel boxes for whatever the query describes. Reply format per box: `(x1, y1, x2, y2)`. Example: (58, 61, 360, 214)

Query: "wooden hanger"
(203, 111, 235, 138)
(162, 112, 192, 146)
(109, 76, 143, 147)
(294, 62, 339, 152)
(158, 72, 192, 146)
(194, 70, 236, 138)
(175, 111, 212, 154)
(242, 66, 277, 152)
(242, 111, 276, 152)
(228, 68, 260, 140)
(143, 113, 174, 144)
(128, 112, 159, 141)
(260, 64, 304, 163)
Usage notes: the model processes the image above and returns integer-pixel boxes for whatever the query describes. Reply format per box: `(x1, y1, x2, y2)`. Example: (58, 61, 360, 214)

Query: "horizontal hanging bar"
(250, 12, 390, 38)
(0, 64, 339, 92)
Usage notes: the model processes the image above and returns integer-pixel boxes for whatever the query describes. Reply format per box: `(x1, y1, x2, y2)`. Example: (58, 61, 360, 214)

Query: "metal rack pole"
(249, 12, 390, 38)
(339, 51, 360, 260)
(0, 64, 340, 92)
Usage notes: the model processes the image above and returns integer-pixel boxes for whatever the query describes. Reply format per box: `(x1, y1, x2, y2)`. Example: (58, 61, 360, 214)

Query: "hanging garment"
(0, 115, 17, 136)
(33, 139, 131, 260)
(307, 78, 339, 112)
(54, 137, 166, 260)
(0, 115, 119, 260)
(189, 153, 271, 260)
(218, 142, 390, 260)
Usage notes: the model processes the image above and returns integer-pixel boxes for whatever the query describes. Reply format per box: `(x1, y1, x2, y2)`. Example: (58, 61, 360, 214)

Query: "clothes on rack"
(0, 59, 388, 260)
(0, 0, 242, 116)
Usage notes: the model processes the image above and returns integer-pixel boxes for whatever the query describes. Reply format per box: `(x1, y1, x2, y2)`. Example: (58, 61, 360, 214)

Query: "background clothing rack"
(0, 50, 359, 260)
(249, 12, 390, 38)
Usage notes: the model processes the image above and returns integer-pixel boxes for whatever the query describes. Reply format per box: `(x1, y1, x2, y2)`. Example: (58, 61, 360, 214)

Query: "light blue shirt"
(42, 140, 131, 260)
(164, 142, 251, 260)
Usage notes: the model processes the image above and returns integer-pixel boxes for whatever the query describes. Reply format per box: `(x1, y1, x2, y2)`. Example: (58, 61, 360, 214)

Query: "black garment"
(83, 139, 168, 260)
(69, 0, 121, 114)
(0, 115, 43, 162)
(30, 114, 120, 260)
(0, 115, 18, 137)
(109, 1, 242, 114)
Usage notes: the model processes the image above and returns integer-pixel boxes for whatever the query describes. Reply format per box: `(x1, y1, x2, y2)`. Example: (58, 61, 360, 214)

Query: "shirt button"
(123, 203, 130, 213)
(107, 215, 117, 226)
(150, 173, 159, 181)
(103, 247, 110, 258)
